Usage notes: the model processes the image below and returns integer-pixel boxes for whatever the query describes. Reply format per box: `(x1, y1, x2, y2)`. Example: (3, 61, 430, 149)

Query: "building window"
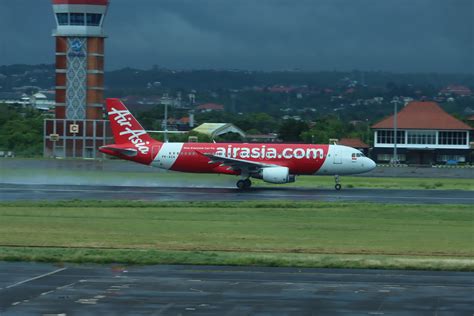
(376, 130, 405, 144)
(407, 130, 436, 145)
(56, 13, 68, 25)
(439, 131, 467, 145)
(70, 13, 85, 25)
(377, 154, 406, 162)
(86, 13, 102, 26)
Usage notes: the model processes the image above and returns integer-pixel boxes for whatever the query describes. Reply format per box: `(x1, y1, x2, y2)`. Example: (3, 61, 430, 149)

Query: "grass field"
(0, 201, 472, 270)
(4, 168, 474, 190)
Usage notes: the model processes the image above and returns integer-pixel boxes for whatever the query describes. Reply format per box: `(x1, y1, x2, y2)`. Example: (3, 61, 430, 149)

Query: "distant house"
(440, 85, 472, 97)
(338, 138, 369, 156)
(371, 101, 472, 165)
(246, 133, 280, 143)
(30, 92, 55, 111)
(196, 103, 224, 112)
(0, 92, 55, 110)
(177, 116, 192, 131)
(178, 116, 190, 125)
(268, 85, 293, 93)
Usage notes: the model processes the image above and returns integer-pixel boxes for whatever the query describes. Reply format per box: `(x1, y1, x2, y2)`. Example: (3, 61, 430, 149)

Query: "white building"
(371, 101, 472, 165)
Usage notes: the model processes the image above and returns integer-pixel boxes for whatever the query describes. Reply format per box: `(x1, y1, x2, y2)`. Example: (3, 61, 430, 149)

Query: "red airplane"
(99, 99, 376, 190)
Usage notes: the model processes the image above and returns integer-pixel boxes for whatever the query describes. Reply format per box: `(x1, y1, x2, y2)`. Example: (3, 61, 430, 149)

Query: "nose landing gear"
(334, 175, 341, 191)
(236, 178, 252, 189)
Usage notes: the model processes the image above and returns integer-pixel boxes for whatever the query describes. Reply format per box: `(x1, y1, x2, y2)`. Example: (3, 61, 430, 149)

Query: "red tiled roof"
(196, 103, 224, 110)
(178, 117, 190, 124)
(372, 101, 472, 130)
(338, 138, 369, 148)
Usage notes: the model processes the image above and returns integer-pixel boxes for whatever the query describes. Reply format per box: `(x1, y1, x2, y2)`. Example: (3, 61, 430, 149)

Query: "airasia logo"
(215, 145, 324, 160)
(108, 108, 150, 155)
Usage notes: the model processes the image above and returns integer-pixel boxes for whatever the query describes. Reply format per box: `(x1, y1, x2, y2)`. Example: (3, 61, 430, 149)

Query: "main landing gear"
(334, 175, 342, 191)
(236, 178, 252, 189)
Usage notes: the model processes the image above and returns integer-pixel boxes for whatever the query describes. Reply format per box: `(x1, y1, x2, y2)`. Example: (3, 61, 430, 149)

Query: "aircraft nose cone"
(367, 158, 376, 171)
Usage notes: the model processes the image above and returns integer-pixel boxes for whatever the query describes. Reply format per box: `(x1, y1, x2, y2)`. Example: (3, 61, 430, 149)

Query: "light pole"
(391, 97, 399, 164)
(163, 103, 168, 143)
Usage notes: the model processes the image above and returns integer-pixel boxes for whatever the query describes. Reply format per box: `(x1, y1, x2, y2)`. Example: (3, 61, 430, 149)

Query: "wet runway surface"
(1, 183, 474, 204)
(0, 262, 472, 315)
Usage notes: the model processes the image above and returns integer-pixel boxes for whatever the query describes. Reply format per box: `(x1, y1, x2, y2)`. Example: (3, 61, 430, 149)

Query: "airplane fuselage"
(148, 142, 374, 176)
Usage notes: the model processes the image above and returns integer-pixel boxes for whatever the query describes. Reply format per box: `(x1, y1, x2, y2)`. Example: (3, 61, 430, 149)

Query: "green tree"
(278, 119, 309, 142)
(0, 105, 43, 156)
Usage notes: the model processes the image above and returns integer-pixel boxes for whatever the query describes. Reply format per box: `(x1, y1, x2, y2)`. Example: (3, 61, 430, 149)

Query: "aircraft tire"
(335, 184, 342, 191)
(243, 179, 252, 189)
(236, 180, 246, 189)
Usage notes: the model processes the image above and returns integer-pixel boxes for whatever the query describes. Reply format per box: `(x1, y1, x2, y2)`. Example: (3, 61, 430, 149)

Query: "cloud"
(0, 0, 55, 65)
(0, 0, 472, 73)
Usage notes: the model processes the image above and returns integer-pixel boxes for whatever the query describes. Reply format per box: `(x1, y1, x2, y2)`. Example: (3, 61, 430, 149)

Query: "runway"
(1, 183, 474, 204)
(0, 262, 472, 315)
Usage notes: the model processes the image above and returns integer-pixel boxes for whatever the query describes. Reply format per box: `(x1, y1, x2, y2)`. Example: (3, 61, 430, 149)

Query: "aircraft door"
(333, 147, 343, 164)
(151, 145, 161, 164)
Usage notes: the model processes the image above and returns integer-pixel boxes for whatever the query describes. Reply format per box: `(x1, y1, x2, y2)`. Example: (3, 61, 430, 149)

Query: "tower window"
(86, 14, 102, 26)
(70, 13, 85, 25)
(56, 13, 68, 25)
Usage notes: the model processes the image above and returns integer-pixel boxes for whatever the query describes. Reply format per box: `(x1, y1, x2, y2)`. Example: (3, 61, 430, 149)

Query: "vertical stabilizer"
(106, 98, 155, 145)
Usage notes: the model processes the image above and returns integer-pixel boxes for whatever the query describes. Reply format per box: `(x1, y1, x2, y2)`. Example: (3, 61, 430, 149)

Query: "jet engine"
(260, 167, 296, 184)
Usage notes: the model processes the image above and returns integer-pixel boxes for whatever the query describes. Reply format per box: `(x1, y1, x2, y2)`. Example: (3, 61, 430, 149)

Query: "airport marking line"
(5, 267, 67, 289)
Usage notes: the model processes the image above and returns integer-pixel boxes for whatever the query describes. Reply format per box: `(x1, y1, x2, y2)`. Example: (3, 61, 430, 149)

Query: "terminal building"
(371, 101, 473, 165)
(44, 0, 112, 158)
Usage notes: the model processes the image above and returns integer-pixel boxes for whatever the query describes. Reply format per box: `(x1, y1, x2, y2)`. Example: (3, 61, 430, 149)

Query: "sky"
(0, 0, 472, 73)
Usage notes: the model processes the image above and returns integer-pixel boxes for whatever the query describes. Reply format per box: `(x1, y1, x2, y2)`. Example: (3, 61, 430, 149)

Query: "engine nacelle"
(260, 167, 295, 184)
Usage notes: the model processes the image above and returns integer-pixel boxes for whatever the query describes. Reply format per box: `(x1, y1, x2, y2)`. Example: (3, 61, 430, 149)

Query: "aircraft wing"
(200, 152, 276, 173)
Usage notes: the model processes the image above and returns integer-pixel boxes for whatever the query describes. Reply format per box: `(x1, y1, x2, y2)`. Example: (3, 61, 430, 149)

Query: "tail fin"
(106, 98, 155, 145)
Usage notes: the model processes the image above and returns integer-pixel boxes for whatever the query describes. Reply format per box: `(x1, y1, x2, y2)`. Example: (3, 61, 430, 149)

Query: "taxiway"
(0, 262, 472, 315)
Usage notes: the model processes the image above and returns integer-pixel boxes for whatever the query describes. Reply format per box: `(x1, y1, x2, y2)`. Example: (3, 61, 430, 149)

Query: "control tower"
(44, 0, 112, 158)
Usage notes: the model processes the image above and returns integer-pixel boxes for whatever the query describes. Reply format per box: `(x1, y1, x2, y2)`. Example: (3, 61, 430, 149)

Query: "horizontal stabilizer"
(99, 145, 137, 157)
